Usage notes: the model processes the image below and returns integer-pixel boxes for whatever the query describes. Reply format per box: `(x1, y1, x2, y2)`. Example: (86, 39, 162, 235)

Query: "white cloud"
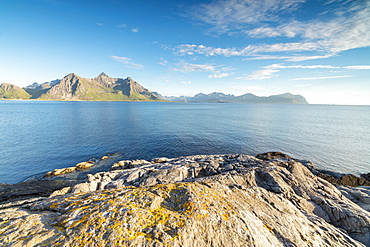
(232, 85, 264, 91)
(344, 65, 370, 70)
(158, 58, 169, 67)
(286, 55, 336, 62)
(110, 56, 144, 69)
(236, 69, 279, 80)
(181, 1, 370, 62)
(176, 43, 339, 62)
(264, 63, 370, 70)
(174, 62, 216, 73)
(264, 64, 339, 69)
(244, 54, 335, 61)
(294, 84, 312, 87)
(208, 73, 230, 78)
(180, 81, 192, 84)
(177, 42, 321, 57)
(245, 55, 292, 60)
(260, 63, 370, 80)
(117, 24, 140, 33)
(292, 75, 352, 80)
(246, 3, 370, 54)
(192, 0, 304, 32)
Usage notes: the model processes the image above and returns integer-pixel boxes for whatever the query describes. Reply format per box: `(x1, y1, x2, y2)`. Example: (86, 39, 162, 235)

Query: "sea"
(0, 100, 369, 184)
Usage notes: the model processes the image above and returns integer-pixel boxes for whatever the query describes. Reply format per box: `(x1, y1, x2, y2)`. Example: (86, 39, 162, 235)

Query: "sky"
(0, 0, 369, 105)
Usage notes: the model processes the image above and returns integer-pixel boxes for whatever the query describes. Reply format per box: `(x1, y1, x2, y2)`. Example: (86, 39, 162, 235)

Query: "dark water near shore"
(0, 100, 369, 184)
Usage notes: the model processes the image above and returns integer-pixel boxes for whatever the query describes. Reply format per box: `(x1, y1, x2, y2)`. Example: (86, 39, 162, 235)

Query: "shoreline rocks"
(0, 153, 369, 246)
(257, 152, 370, 187)
(45, 160, 96, 178)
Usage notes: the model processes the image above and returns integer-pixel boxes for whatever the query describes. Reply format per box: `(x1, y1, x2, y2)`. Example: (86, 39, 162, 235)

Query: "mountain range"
(0, 73, 161, 101)
(0, 73, 308, 104)
(164, 92, 308, 104)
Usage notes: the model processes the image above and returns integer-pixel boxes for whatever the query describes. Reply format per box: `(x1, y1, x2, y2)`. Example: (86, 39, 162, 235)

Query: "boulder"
(44, 167, 76, 177)
(318, 173, 370, 187)
(111, 159, 150, 170)
(361, 173, 370, 182)
(255, 151, 294, 161)
(151, 157, 171, 163)
(75, 161, 95, 170)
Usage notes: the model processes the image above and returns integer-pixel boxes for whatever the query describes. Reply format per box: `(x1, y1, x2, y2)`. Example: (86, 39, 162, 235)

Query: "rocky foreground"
(1, 153, 370, 246)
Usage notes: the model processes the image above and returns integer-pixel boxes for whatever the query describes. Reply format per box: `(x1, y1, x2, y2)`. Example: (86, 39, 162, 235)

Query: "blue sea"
(0, 100, 369, 184)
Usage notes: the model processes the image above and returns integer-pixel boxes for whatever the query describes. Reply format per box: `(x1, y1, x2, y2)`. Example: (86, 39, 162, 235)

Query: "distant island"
(0, 73, 308, 104)
(163, 92, 308, 104)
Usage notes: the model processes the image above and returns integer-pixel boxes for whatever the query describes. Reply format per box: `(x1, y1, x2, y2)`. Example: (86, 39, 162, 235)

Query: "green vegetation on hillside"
(25, 88, 49, 99)
(0, 83, 31, 99)
(34, 73, 163, 101)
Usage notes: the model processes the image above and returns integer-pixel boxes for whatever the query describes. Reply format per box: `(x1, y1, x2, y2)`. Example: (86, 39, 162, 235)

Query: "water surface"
(0, 101, 369, 184)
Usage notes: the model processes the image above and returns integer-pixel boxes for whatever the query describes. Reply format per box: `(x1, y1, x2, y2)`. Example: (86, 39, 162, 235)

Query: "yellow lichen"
(264, 224, 273, 231)
(222, 213, 229, 221)
(3, 181, 253, 246)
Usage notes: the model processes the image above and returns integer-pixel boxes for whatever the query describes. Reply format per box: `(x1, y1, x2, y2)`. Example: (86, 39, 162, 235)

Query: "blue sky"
(0, 0, 369, 105)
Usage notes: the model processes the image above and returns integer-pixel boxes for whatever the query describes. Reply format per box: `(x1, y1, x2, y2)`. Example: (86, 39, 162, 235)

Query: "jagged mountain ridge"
(1, 73, 161, 101)
(35, 72, 162, 101)
(25, 79, 61, 90)
(1, 74, 308, 103)
(166, 92, 308, 104)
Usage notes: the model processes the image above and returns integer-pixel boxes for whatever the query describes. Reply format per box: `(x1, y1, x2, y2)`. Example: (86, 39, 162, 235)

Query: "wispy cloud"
(117, 24, 139, 33)
(232, 85, 264, 91)
(97, 23, 104, 26)
(192, 0, 304, 32)
(158, 59, 169, 68)
(110, 56, 144, 69)
(176, 43, 336, 62)
(177, 42, 320, 57)
(236, 69, 279, 80)
(182, 1, 370, 61)
(208, 73, 230, 78)
(173, 62, 216, 73)
(264, 64, 340, 69)
(294, 84, 312, 87)
(264, 63, 370, 70)
(344, 65, 370, 70)
(180, 81, 192, 84)
(293, 75, 352, 80)
(246, 2, 370, 54)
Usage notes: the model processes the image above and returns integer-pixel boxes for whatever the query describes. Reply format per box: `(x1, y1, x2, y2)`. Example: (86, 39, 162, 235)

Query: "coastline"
(0, 152, 369, 246)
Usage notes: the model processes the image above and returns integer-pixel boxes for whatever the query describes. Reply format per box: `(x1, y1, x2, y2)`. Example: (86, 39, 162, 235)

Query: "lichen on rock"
(0, 154, 369, 246)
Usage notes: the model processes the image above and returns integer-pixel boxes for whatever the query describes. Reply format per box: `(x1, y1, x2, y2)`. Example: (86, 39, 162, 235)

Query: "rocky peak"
(98, 72, 109, 77)
(64, 73, 79, 79)
(125, 77, 134, 83)
(0, 83, 15, 89)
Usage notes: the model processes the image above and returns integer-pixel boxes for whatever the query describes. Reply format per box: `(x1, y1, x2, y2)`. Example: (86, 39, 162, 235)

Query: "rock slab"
(0, 154, 369, 246)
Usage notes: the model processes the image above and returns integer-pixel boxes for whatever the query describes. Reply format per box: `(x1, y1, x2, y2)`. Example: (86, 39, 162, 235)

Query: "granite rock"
(75, 161, 95, 170)
(0, 154, 369, 246)
(45, 167, 76, 177)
